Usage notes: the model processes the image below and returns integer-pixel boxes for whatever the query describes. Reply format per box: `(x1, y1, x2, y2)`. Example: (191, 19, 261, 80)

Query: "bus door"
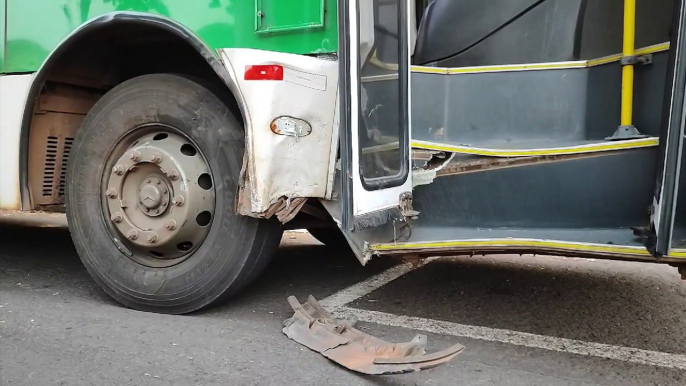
(338, 0, 413, 231)
(651, 0, 686, 256)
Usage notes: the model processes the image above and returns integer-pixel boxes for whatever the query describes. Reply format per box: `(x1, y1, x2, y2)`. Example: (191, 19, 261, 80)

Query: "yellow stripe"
(411, 137, 659, 157)
(635, 42, 671, 56)
(411, 42, 671, 75)
(373, 239, 647, 255)
(620, 0, 637, 127)
(372, 238, 686, 260)
(411, 66, 449, 74)
(587, 54, 622, 67)
(446, 61, 586, 74)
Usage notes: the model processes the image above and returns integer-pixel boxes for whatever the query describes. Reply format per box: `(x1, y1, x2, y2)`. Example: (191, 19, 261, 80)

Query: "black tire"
(66, 74, 282, 314)
(308, 227, 350, 249)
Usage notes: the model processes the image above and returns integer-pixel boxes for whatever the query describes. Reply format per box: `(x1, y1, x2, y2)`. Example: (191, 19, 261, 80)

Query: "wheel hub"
(137, 176, 170, 216)
(103, 130, 215, 262)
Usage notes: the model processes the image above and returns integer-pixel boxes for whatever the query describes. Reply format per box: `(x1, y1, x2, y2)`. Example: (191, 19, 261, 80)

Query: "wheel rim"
(103, 127, 215, 267)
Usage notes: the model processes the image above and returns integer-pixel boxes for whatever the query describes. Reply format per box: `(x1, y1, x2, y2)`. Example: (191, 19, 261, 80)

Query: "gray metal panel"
(412, 149, 657, 228)
(634, 53, 670, 137)
(410, 52, 669, 147)
(398, 226, 644, 248)
(442, 69, 588, 145)
(579, 0, 674, 60)
(414, 0, 672, 67)
(413, 0, 540, 65)
(583, 61, 622, 138)
(409, 72, 447, 140)
(436, 0, 584, 67)
(672, 154, 686, 248)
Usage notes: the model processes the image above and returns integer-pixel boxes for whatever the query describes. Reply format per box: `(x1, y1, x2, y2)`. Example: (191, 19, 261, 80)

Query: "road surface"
(1, 214, 685, 385)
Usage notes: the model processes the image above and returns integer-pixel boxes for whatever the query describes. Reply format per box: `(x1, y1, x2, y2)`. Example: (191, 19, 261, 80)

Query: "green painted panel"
(4, 0, 338, 73)
(1, 0, 5, 72)
(255, 0, 325, 35)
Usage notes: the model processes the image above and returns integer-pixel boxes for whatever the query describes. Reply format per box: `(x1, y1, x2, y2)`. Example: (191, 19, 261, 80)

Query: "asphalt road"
(1, 215, 685, 385)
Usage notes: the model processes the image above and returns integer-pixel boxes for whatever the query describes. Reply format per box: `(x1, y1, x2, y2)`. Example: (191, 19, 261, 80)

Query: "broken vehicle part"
(282, 295, 465, 375)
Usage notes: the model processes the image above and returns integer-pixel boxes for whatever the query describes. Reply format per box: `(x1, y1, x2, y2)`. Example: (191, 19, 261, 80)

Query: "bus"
(0, 0, 684, 314)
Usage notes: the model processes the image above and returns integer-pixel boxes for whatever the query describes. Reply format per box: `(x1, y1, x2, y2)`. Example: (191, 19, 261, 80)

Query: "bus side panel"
(1, 0, 5, 72)
(4, 0, 338, 73)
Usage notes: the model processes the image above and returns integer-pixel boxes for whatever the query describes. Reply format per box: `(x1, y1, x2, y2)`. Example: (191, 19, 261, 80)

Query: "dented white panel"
(218, 49, 339, 215)
(0, 74, 34, 210)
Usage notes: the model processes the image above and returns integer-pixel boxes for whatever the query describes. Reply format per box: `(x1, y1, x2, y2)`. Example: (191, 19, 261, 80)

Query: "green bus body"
(0, 0, 338, 73)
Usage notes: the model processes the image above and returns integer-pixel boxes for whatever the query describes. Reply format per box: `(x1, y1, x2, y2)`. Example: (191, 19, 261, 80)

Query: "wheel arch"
(18, 11, 250, 211)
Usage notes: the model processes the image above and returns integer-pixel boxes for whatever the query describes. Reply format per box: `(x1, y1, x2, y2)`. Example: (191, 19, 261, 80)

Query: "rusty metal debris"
(282, 295, 465, 375)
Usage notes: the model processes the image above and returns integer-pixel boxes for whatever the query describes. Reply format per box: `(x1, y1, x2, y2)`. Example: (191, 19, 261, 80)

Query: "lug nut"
(171, 195, 185, 207)
(105, 188, 118, 199)
(148, 233, 159, 243)
(151, 154, 163, 164)
(112, 165, 124, 176)
(165, 220, 177, 230)
(111, 212, 123, 223)
(167, 170, 179, 181)
(126, 229, 139, 240)
(129, 151, 142, 162)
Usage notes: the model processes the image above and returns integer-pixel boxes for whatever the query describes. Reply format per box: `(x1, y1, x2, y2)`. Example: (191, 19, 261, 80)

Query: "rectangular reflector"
(244, 65, 284, 81)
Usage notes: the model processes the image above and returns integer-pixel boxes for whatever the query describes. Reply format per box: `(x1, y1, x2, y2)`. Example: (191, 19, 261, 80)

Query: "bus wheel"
(66, 74, 282, 314)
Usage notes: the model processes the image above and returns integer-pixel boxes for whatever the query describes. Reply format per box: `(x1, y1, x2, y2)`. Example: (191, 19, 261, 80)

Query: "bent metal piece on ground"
(283, 295, 465, 374)
(1, 0, 686, 316)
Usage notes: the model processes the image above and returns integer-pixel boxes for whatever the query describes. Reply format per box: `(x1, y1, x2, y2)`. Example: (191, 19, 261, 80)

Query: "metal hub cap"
(137, 176, 170, 216)
(104, 131, 215, 262)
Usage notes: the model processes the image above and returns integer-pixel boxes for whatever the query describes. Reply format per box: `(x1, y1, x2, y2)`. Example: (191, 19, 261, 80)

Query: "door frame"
(652, 0, 686, 256)
(337, 0, 413, 231)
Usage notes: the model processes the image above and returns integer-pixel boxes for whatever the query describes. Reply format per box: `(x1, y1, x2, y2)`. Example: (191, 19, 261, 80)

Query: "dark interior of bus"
(354, 0, 686, 256)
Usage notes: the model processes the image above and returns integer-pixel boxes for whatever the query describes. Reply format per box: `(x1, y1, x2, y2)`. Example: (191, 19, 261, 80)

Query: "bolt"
(105, 188, 118, 199)
(148, 233, 159, 244)
(112, 165, 124, 175)
(111, 212, 123, 223)
(151, 154, 163, 164)
(129, 151, 141, 162)
(171, 195, 185, 207)
(165, 220, 177, 230)
(167, 170, 179, 181)
(146, 179, 152, 184)
(126, 229, 139, 240)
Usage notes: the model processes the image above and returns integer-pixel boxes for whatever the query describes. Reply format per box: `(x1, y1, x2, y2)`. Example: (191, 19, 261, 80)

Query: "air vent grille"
(58, 137, 74, 197)
(42, 136, 59, 197)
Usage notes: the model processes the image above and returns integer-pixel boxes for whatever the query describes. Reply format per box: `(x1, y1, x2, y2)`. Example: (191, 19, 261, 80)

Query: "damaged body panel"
(283, 295, 465, 375)
(218, 49, 339, 222)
